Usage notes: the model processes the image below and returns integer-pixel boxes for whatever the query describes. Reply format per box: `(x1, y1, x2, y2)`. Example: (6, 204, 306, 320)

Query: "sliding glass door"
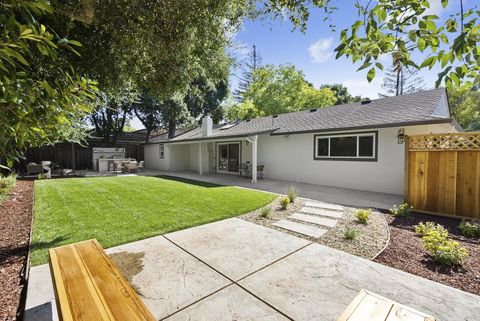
(217, 142, 240, 173)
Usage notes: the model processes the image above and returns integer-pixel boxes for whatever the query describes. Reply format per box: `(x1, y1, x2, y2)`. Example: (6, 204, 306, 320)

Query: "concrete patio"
(85, 169, 403, 209)
(25, 218, 479, 321)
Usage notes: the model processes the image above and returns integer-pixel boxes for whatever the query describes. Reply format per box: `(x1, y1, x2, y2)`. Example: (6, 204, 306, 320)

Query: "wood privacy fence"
(405, 132, 480, 220)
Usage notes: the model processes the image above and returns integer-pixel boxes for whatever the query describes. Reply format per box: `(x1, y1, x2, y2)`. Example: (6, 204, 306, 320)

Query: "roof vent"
(272, 115, 279, 118)
(309, 108, 317, 112)
(361, 99, 372, 105)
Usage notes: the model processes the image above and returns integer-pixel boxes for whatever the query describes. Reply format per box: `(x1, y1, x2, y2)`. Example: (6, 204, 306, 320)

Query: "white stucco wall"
(143, 122, 457, 195)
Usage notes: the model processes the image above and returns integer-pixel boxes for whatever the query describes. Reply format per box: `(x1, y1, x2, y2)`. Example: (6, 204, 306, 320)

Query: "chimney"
(201, 115, 212, 137)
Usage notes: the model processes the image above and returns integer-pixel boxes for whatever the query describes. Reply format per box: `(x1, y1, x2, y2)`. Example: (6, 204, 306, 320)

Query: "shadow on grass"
(30, 236, 70, 252)
(156, 175, 224, 188)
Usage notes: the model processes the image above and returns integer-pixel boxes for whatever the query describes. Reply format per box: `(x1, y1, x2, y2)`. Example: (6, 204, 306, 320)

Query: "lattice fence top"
(409, 132, 480, 151)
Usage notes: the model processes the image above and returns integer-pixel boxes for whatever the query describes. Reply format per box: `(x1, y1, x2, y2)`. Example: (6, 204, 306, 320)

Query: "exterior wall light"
(397, 128, 405, 144)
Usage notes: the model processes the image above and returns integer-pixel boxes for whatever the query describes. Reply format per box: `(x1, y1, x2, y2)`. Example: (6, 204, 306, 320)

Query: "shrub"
(287, 185, 298, 203)
(260, 207, 272, 218)
(279, 196, 290, 210)
(37, 173, 47, 180)
(422, 228, 468, 266)
(354, 208, 371, 224)
(415, 221, 445, 236)
(344, 227, 359, 240)
(390, 202, 413, 217)
(0, 174, 16, 193)
(458, 220, 480, 238)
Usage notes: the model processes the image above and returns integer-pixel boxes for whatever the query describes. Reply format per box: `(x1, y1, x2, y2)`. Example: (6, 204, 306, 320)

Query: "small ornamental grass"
(279, 196, 290, 210)
(344, 227, 359, 240)
(458, 220, 480, 238)
(0, 174, 16, 193)
(287, 185, 298, 203)
(419, 222, 469, 266)
(260, 207, 272, 218)
(390, 202, 413, 217)
(354, 208, 371, 224)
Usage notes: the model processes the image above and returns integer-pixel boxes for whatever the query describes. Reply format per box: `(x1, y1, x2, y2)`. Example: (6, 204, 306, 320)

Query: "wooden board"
(49, 239, 155, 321)
(337, 289, 435, 321)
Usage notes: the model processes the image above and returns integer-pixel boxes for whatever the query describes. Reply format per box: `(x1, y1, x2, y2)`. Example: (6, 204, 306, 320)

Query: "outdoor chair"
(26, 163, 43, 175)
(239, 163, 248, 177)
(113, 161, 124, 173)
(137, 161, 144, 172)
(257, 165, 264, 179)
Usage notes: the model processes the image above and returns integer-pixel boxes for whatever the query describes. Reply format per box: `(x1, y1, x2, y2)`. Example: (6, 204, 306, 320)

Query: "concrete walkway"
(25, 218, 479, 321)
(115, 170, 403, 210)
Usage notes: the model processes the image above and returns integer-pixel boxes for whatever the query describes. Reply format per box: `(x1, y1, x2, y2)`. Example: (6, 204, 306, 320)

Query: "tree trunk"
(168, 120, 176, 138)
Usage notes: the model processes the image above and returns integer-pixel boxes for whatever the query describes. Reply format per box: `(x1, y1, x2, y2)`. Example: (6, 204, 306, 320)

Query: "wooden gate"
(405, 132, 480, 219)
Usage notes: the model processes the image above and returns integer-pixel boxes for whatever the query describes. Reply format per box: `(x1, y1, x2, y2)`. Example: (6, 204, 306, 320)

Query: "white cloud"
(343, 78, 382, 99)
(308, 38, 333, 64)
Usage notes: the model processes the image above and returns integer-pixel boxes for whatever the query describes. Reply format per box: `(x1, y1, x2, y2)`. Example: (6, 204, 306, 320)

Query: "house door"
(217, 142, 240, 174)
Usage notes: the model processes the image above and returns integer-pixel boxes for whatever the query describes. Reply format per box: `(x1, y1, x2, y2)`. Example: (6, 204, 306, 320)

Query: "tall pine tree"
(380, 53, 426, 97)
(234, 45, 263, 102)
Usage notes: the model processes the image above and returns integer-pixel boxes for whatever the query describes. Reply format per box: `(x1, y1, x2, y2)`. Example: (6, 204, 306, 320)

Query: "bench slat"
(49, 239, 155, 321)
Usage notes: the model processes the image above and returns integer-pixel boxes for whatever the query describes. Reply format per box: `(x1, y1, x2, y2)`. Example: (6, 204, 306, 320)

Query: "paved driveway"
(25, 218, 479, 321)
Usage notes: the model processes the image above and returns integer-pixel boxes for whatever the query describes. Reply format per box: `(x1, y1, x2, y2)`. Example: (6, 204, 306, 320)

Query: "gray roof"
(167, 88, 452, 143)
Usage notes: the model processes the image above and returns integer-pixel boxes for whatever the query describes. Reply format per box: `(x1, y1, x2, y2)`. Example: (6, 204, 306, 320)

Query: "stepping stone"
(273, 220, 326, 238)
(300, 207, 343, 219)
(304, 201, 343, 211)
(289, 213, 338, 227)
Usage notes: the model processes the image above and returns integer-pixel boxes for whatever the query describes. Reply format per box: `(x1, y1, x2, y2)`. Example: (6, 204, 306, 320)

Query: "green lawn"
(31, 175, 275, 265)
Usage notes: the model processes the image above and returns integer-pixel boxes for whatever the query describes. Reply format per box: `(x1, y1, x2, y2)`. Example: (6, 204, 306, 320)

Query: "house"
(143, 88, 461, 195)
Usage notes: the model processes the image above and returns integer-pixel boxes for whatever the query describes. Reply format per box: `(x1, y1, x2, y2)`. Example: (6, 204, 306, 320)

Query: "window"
(314, 131, 377, 161)
(159, 144, 165, 158)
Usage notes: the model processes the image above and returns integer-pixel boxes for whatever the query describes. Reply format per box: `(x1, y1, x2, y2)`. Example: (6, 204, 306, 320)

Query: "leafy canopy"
(448, 87, 480, 131)
(0, 0, 97, 167)
(226, 64, 337, 120)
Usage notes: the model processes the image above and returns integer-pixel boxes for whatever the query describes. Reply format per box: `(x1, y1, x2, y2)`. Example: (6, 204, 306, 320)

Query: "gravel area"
(242, 196, 389, 259)
(0, 180, 34, 321)
(375, 212, 480, 295)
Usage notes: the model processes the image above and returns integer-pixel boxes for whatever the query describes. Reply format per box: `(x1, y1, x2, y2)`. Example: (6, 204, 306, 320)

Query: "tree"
(158, 94, 193, 138)
(226, 64, 337, 120)
(90, 93, 132, 144)
(185, 76, 229, 124)
(320, 84, 363, 105)
(234, 45, 263, 102)
(380, 66, 427, 97)
(133, 89, 163, 143)
(448, 87, 480, 131)
(0, 0, 97, 167)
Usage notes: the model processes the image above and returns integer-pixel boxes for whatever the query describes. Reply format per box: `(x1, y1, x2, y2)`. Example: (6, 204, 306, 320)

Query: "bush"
(344, 227, 359, 240)
(354, 208, 371, 224)
(0, 174, 17, 194)
(458, 220, 480, 238)
(415, 221, 445, 236)
(260, 207, 272, 218)
(423, 228, 468, 266)
(287, 185, 298, 203)
(390, 202, 413, 217)
(37, 173, 47, 180)
(279, 196, 290, 210)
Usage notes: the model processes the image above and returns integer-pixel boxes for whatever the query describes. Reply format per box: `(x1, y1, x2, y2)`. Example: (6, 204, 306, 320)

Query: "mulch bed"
(374, 212, 480, 295)
(0, 180, 34, 321)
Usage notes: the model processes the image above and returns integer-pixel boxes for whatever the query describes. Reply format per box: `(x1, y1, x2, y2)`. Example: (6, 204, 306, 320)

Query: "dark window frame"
(313, 131, 378, 162)
(159, 144, 165, 159)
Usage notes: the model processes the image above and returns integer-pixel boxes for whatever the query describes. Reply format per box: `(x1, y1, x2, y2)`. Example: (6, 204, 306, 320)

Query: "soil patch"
(0, 180, 34, 321)
(374, 212, 480, 295)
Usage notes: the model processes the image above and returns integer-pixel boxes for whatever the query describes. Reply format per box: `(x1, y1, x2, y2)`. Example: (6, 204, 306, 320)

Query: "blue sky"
(131, 0, 457, 129)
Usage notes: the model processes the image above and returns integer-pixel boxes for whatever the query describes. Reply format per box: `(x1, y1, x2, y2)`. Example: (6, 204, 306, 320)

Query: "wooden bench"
(49, 239, 156, 321)
(337, 289, 436, 321)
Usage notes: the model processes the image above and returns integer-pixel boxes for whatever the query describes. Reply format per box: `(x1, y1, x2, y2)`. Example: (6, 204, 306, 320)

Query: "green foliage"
(448, 87, 480, 131)
(287, 185, 298, 203)
(390, 203, 413, 217)
(37, 173, 48, 180)
(0, 0, 97, 167)
(0, 174, 17, 197)
(415, 221, 445, 236)
(320, 84, 364, 105)
(334, 0, 480, 89)
(344, 227, 360, 240)
(260, 207, 272, 218)
(423, 227, 468, 266)
(226, 64, 337, 120)
(279, 196, 290, 210)
(354, 208, 371, 224)
(458, 220, 480, 238)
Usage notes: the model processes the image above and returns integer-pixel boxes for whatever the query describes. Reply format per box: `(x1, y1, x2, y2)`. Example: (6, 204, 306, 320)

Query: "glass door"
(217, 143, 240, 173)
